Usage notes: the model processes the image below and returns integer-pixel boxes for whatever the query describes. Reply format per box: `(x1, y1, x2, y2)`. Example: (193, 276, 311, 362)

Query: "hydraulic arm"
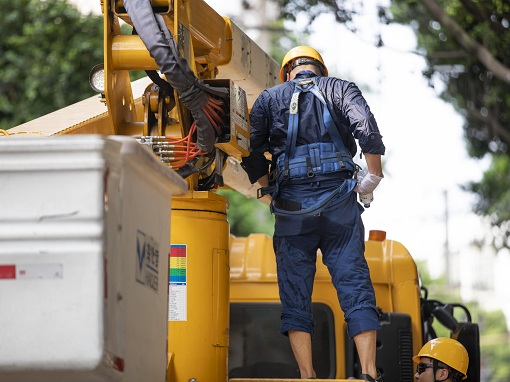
(8, 0, 279, 196)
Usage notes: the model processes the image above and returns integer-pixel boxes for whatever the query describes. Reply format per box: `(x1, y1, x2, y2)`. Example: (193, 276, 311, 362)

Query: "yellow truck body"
(228, 231, 421, 380)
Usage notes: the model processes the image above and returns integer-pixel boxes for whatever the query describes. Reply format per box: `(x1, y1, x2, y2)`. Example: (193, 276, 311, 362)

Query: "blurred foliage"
(388, 0, 510, 159)
(464, 304, 510, 381)
(216, 189, 274, 237)
(273, 0, 361, 32)
(0, 0, 104, 129)
(465, 154, 510, 249)
(388, 0, 510, 251)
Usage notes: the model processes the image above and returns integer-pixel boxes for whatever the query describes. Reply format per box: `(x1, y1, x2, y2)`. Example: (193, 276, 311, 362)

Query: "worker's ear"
(438, 368, 450, 380)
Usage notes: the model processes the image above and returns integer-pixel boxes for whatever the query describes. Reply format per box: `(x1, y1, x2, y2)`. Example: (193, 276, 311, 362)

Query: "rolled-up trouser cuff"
(345, 304, 381, 338)
(280, 307, 315, 336)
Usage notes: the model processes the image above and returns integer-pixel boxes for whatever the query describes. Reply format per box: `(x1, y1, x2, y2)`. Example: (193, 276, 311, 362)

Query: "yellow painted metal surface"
(6, 77, 152, 136)
(229, 379, 360, 382)
(111, 35, 158, 71)
(365, 236, 423, 357)
(103, 0, 139, 135)
(229, 231, 423, 379)
(168, 191, 230, 382)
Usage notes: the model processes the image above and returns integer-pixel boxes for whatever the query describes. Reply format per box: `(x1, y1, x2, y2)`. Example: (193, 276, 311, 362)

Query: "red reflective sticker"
(113, 356, 125, 372)
(0, 265, 16, 279)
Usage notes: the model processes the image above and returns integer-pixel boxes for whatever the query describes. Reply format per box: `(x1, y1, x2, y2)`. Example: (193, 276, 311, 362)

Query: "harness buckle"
(283, 159, 290, 180)
(336, 152, 346, 170)
(257, 185, 275, 199)
(305, 156, 315, 178)
(296, 78, 314, 92)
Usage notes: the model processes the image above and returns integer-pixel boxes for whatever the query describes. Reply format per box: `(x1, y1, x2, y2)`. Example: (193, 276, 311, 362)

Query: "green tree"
(387, 0, 510, 251)
(273, 0, 358, 31)
(217, 189, 275, 237)
(0, 0, 103, 129)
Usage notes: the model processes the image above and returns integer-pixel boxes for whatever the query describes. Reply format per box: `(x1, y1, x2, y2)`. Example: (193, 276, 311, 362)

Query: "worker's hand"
(354, 173, 383, 194)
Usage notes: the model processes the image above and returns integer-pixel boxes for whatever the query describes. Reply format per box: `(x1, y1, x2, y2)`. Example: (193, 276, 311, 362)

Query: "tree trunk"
(421, 0, 510, 85)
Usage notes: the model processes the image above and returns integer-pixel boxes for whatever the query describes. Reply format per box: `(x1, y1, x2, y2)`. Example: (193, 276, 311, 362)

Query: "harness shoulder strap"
(285, 78, 314, 159)
(286, 78, 351, 161)
(308, 79, 352, 161)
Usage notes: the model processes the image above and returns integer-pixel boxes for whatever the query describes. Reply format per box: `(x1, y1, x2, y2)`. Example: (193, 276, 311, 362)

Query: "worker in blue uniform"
(241, 46, 385, 381)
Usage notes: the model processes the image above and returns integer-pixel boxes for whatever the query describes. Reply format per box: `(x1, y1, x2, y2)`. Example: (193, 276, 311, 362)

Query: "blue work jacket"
(241, 70, 385, 184)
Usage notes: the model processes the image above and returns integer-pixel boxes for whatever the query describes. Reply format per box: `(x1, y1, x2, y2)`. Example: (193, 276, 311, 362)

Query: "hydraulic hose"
(123, 0, 228, 152)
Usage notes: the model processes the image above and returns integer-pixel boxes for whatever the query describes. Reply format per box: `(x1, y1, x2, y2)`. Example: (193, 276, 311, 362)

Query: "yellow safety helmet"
(413, 338, 469, 380)
(279, 46, 328, 82)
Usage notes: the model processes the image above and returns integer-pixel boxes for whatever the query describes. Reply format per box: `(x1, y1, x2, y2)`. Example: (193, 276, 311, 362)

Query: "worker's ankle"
(302, 371, 316, 379)
(359, 371, 383, 382)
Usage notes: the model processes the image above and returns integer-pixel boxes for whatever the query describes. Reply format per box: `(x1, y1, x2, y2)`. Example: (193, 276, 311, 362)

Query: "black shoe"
(359, 372, 383, 382)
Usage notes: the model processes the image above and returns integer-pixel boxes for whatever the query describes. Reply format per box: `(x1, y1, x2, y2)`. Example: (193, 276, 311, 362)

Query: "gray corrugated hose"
(123, 0, 227, 152)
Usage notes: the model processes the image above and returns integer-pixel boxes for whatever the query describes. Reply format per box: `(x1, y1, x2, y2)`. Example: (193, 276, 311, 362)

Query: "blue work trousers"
(273, 177, 381, 338)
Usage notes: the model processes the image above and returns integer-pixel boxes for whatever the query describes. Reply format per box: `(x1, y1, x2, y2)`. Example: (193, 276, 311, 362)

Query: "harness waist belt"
(264, 77, 358, 216)
(276, 142, 355, 179)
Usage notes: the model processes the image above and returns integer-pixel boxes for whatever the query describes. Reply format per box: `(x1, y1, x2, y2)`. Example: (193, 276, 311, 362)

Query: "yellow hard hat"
(279, 46, 328, 82)
(413, 338, 469, 380)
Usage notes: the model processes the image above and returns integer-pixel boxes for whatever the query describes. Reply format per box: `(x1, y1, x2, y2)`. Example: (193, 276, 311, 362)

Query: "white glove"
(354, 172, 383, 194)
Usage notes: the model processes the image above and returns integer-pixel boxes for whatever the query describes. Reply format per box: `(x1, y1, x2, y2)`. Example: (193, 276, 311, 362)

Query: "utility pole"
(245, 0, 272, 53)
(444, 190, 451, 287)
(258, 0, 270, 52)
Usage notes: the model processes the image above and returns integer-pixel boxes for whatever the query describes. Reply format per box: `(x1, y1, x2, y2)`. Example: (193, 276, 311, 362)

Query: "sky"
(71, 0, 490, 272)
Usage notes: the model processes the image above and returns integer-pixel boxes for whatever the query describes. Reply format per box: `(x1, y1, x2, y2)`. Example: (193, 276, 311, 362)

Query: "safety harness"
(258, 77, 358, 216)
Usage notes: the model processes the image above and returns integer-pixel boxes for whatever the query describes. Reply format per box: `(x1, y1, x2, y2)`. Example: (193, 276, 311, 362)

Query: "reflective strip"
(290, 91, 300, 114)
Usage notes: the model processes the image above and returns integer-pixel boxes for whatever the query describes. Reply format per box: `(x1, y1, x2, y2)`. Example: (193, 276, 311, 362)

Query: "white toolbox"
(0, 135, 187, 382)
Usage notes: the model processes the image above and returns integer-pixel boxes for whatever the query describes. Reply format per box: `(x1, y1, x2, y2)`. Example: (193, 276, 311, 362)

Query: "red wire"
(160, 121, 203, 168)
(160, 97, 226, 169)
